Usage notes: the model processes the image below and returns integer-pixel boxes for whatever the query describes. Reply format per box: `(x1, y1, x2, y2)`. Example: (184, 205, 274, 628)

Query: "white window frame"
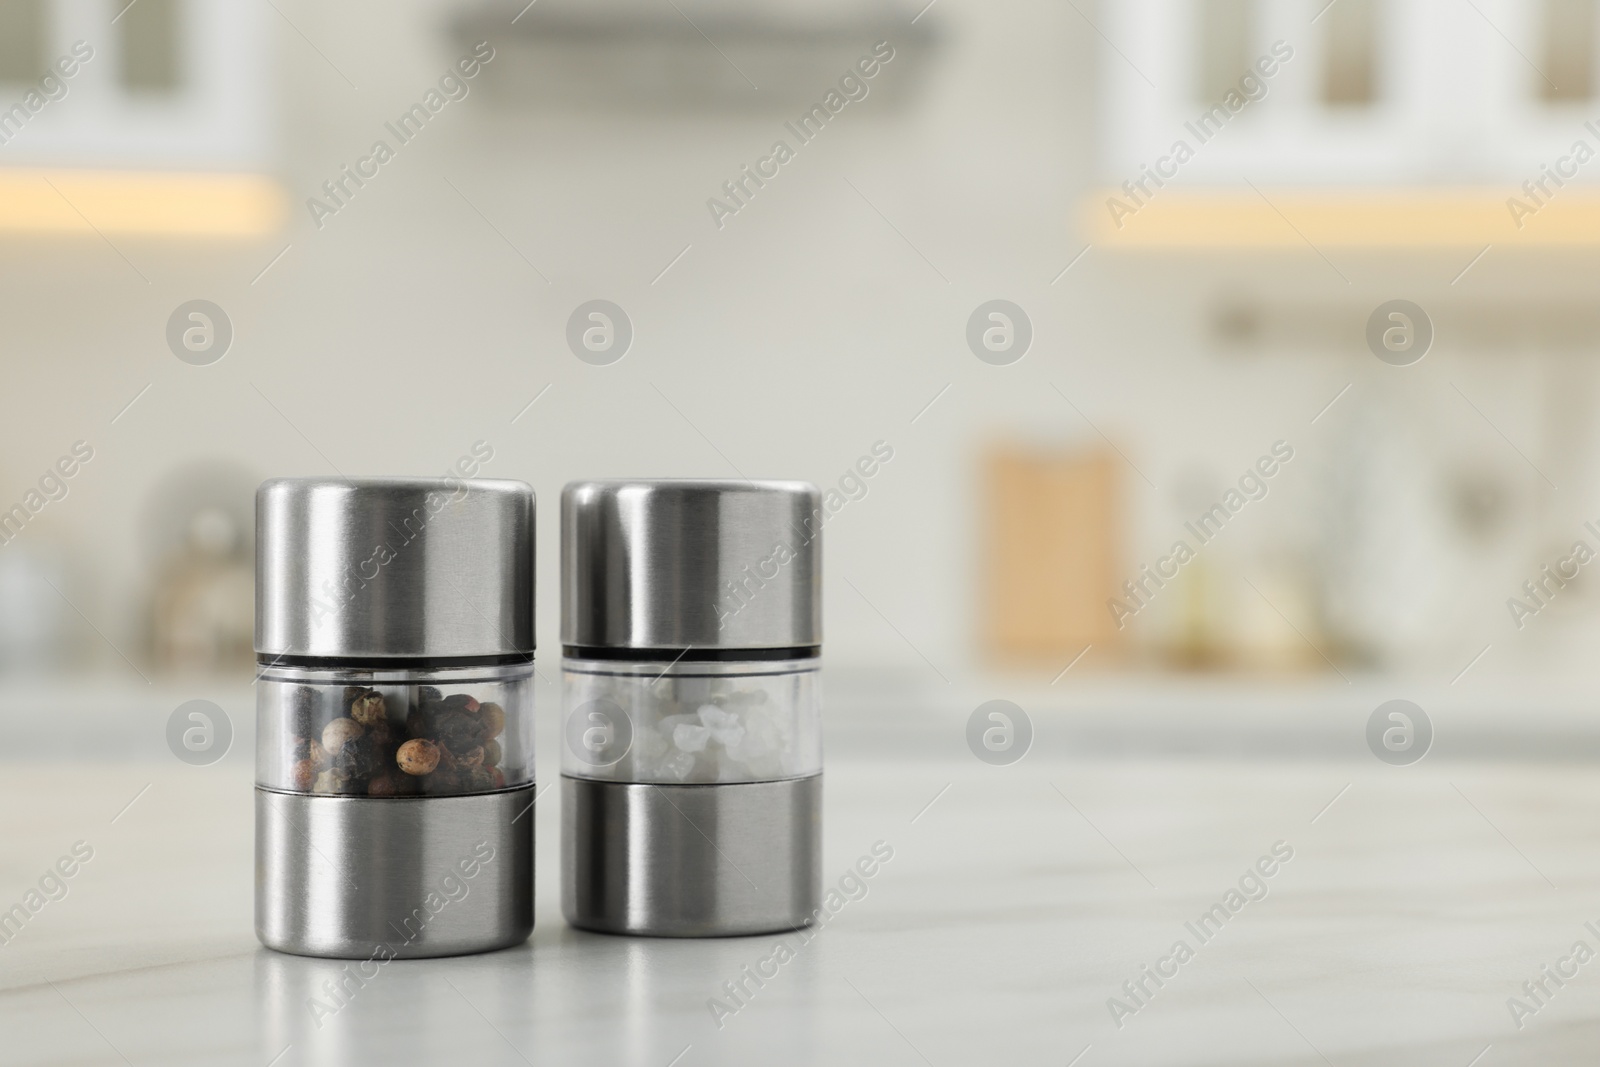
(0, 0, 270, 169)
(1098, 0, 1600, 187)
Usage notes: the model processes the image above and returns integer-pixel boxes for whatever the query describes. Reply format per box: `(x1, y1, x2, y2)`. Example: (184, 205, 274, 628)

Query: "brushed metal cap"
(561, 480, 821, 651)
(256, 477, 534, 660)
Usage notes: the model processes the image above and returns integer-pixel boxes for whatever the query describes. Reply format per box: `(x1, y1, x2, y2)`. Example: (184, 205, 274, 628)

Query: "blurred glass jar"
(561, 480, 823, 937)
(0, 547, 72, 674)
(151, 506, 254, 673)
(254, 477, 535, 959)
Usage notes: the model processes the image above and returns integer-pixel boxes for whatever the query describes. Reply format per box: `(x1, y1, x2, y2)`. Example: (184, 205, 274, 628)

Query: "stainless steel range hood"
(451, 0, 939, 112)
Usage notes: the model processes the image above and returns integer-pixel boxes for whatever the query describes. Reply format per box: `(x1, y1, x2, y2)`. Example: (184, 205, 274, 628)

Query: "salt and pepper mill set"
(254, 476, 823, 957)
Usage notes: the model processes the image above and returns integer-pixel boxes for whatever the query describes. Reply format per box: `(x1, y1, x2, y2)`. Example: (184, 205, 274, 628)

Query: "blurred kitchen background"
(2, 0, 1598, 753)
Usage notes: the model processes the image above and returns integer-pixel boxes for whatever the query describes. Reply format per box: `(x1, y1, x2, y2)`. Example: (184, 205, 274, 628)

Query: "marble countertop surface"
(1, 745, 1597, 1066)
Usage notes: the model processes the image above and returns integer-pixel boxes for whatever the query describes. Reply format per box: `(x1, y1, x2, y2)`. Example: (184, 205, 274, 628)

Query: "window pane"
(1542, 0, 1595, 101)
(1197, 0, 1252, 101)
(0, 0, 47, 84)
(121, 0, 182, 93)
(1322, 0, 1377, 106)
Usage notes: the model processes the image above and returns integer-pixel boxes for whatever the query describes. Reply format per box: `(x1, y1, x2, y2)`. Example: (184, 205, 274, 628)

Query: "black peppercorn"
(334, 734, 378, 781)
(291, 686, 318, 738)
(436, 711, 480, 753)
(423, 767, 462, 795)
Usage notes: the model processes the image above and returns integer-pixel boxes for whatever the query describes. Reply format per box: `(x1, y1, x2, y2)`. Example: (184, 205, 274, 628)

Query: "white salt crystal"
(565, 669, 814, 784)
(673, 723, 710, 752)
(657, 751, 696, 781)
(697, 704, 737, 730)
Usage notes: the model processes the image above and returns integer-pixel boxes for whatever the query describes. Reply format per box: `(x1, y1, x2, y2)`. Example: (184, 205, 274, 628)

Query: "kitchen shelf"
(1082, 187, 1600, 248)
(0, 168, 284, 237)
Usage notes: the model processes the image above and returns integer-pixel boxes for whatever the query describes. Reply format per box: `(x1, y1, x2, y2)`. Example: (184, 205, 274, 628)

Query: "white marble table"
(1, 745, 1597, 1066)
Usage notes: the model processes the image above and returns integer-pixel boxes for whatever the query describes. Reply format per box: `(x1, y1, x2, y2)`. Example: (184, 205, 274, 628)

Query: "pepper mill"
(254, 477, 536, 958)
(560, 479, 823, 936)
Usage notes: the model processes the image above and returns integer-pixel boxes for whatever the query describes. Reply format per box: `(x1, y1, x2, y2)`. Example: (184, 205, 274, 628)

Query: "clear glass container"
(257, 662, 534, 797)
(561, 657, 821, 784)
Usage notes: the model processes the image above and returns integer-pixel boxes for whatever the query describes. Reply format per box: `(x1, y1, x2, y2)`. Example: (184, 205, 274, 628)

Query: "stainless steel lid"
(562, 480, 821, 651)
(256, 477, 534, 660)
